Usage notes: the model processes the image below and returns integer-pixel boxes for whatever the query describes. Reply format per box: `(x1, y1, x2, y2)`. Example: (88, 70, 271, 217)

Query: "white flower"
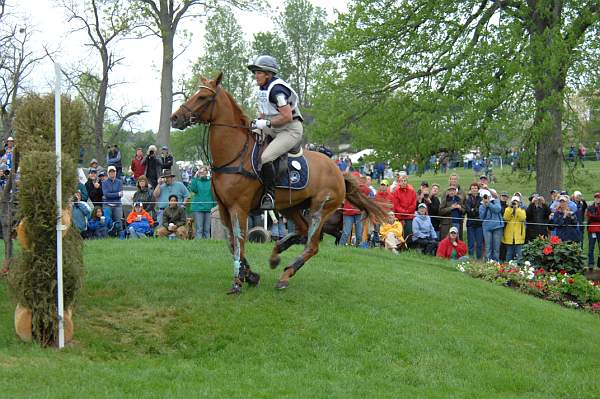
(519, 270, 525, 276)
(527, 272, 535, 280)
(459, 266, 465, 273)
(524, 261, 531, 267)
(550, 276, 557, 282)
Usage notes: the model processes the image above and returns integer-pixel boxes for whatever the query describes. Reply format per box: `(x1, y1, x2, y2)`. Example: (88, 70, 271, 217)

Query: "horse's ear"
(215, 72, 223, 87)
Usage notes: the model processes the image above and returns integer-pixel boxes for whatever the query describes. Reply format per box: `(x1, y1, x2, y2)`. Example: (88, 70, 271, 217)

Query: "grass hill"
(1, 239, 599, 398)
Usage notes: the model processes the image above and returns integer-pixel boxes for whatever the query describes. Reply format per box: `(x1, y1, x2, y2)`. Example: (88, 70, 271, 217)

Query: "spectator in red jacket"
(436, 226, 468, 260)
(586, 192, 600, 269)
(338, 172, 371, 246)
(392, 171, 417, 239)
(130, 148, 146, 181)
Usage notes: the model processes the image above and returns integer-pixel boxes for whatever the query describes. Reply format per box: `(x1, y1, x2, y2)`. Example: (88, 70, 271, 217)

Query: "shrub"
(522, 236, 586, 274)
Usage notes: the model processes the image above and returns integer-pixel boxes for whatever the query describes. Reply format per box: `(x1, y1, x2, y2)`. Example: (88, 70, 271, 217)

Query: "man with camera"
(502, 195, 526, 261)
(552, 195, 580, 243)
(153, 169, 190, 226)
(465, 182, 484, 259)
(85, 168, 103, 208)
(479, 189, 504, 261)
(142, 145, 162, 188)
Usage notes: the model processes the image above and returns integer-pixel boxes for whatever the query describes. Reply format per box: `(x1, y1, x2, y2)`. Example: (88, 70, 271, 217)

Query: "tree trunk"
(535, 91, 563, 197)
(95, 50, 110, 161)
(157, 32, 174, 149)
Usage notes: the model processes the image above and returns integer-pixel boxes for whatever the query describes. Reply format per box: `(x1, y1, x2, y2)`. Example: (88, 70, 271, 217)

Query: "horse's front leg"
(226, 208, 260, 294)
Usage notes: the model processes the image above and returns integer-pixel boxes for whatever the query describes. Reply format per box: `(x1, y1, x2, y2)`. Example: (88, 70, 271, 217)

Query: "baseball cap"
(573, 190, 582, 197)
(479, 189, 491, 198)
(500, 191, 509, 197)
(559, 195, 569, 202)
(479, 175, 488, 180)
(107, 166, 116, 173)
(88, 168, 97, 174)
(417, 203, 427, 209)
(134, 202, 143, 207)
(161, 145, 168, 150)
(380, 179, 389, 186)
(594, 192, 600, 198)
(98, 170, 107, 177)
(420, 181, 429, 187)
(560, 190, 568, 195)
(449, 226, 458, 234)
(89, 158, 98, 165)
(7, 136, 14, 141)
(510, 196, 520, 203)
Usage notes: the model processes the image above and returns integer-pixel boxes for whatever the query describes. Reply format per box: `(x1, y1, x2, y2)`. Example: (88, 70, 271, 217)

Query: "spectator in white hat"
(571, 190, 587, 244)
(502, 195, 526, 261)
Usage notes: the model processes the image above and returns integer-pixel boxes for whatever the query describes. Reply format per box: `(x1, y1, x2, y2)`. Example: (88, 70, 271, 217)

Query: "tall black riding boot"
(260, 162, 276, 210)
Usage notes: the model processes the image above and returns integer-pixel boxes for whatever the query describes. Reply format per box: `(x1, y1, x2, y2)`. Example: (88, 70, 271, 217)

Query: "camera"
(483, 194, 489, 199)
(423, 193, 429, 198)
(511, 201, 518, 207)
(149, 150, 155, 155)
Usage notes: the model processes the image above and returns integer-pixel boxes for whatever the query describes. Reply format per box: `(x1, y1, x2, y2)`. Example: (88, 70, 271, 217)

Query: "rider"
(247, 55, 304, 210)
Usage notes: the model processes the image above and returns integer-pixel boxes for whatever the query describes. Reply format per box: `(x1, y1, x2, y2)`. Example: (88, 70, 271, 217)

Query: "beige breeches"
(260, 120, 303, 164)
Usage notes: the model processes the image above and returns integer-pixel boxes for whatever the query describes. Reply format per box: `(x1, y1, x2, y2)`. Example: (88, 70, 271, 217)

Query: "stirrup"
(260, 193, 275, 210)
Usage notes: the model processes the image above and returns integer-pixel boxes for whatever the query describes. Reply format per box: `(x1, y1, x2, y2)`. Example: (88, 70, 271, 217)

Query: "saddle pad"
(251, 142, 310, 190)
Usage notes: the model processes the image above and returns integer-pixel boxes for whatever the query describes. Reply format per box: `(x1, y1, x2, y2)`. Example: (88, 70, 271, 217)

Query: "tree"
(311, 0, 600, 196)
(0, 18, 46, 140)
(134, 0, 253, 148)
(189, 6, 253, 112)
(276, 0, 328, 107)
(61, 0, 145, 161)
(250, 31, 292, 80)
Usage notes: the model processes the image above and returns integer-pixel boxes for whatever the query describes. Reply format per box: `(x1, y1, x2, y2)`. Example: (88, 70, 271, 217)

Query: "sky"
(20, 0, 349, 132)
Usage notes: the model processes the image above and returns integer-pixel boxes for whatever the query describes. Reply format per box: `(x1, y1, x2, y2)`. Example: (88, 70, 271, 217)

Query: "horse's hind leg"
(269, 208, 308, 269)
(276, 196, 336, 289)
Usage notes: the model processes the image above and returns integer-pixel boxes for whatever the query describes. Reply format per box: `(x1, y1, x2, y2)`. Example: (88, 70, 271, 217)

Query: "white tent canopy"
(349, 149, 375, 163)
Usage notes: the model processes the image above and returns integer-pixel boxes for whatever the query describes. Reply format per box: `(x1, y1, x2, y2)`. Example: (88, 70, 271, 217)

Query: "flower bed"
(455, 237, 600, 313)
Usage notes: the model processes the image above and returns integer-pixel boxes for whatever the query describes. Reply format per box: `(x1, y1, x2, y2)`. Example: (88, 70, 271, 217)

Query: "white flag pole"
(54, 63, 65, 349)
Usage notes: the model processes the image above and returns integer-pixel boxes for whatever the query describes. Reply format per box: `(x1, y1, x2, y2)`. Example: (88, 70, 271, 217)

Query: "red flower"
(536, 281, 544, 290)
(593, 281, 600, 287)
(509, 268, 518, 274)
(543, 246, 553, 255)
(499, 268, 505, 273)
(592, 302, 600, 311)
(534, 268, 545, 276)
(568, 278, 575, 284)
(559, 269, 567, 275)
(550, 236, 561, 245)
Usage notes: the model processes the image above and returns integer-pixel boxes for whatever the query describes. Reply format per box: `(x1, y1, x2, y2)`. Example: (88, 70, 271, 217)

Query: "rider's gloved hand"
(252, 119, 271, 129)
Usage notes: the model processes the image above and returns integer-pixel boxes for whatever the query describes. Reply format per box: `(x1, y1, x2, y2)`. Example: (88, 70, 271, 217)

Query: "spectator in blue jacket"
(479, 189, 504, 261)
(552, 195, 580, 243)
(72, 191, 91, 237)
(102, 165, 123, 233)
(412, 203, 438, 255)
(87, 206, 109, 239)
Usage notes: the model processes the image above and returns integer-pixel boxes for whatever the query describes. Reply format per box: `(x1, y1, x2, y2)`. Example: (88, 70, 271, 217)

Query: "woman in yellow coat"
(380, 212, 406, 254)
(502, 195, 527, 261)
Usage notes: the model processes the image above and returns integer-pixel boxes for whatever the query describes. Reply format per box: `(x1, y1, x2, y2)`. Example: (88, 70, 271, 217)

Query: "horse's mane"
(221, 88, 250, 127)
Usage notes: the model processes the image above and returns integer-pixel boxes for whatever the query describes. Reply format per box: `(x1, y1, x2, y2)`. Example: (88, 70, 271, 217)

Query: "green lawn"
(1, 239, 599, 398)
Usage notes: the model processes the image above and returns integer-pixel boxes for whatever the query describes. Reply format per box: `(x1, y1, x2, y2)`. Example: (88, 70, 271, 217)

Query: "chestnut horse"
(171, 73, 385, 293)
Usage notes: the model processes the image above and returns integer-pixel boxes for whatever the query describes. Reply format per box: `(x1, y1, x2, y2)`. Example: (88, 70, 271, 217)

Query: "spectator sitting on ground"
(411, 203, 438, 255)
(552, 195, 580, 243)
(72, 191, 91, 238)
(380, 212, 406, 254)
(436, 226, 468, 260)
(126, 202, 154, 239)
(156, 195, 189, 239)
(502, 195, 527, 261)
(153, 169, 190, 226)
(87, 206, 109, 239)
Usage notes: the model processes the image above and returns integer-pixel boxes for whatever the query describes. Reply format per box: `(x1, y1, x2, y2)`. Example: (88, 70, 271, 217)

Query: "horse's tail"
(343, 175, 387, 224)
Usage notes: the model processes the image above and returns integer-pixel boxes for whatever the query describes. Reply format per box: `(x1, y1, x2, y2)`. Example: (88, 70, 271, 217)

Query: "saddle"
(251, 141, 310, 190)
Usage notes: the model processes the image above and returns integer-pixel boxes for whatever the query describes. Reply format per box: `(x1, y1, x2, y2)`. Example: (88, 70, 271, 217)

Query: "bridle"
(178, 84, 258, 179)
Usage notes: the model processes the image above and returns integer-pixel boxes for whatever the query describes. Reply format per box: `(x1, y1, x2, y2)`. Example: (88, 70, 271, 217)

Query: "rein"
(182, 85, 258, 180)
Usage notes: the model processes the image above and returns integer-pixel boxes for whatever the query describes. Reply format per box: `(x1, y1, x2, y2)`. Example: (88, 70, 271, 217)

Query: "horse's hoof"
(227, 283, 242, 295)
(246, 271, 260, 287)
(269, 255, 281, 269)
(275, 280, 288, 290)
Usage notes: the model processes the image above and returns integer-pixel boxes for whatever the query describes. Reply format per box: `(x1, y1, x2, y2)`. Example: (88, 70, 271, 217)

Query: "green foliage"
(10, 94, 84, 346)
(522, 236, 586, 274)
(170, 124, 207, 162)
(188, 6, 253, 112)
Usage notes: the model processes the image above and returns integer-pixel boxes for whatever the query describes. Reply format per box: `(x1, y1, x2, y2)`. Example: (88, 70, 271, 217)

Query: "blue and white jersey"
(257, 77, 303, 121)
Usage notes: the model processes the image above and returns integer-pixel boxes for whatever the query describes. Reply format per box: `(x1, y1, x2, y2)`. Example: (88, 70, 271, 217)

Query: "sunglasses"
(450, 232, 457, 235)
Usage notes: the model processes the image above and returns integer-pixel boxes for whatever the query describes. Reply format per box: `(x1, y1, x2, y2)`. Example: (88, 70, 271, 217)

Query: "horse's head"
(171, 72, 223, 130)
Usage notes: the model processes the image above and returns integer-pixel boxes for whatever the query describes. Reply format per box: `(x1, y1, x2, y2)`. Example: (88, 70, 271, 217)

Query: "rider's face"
(254, 71, 270, 86)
